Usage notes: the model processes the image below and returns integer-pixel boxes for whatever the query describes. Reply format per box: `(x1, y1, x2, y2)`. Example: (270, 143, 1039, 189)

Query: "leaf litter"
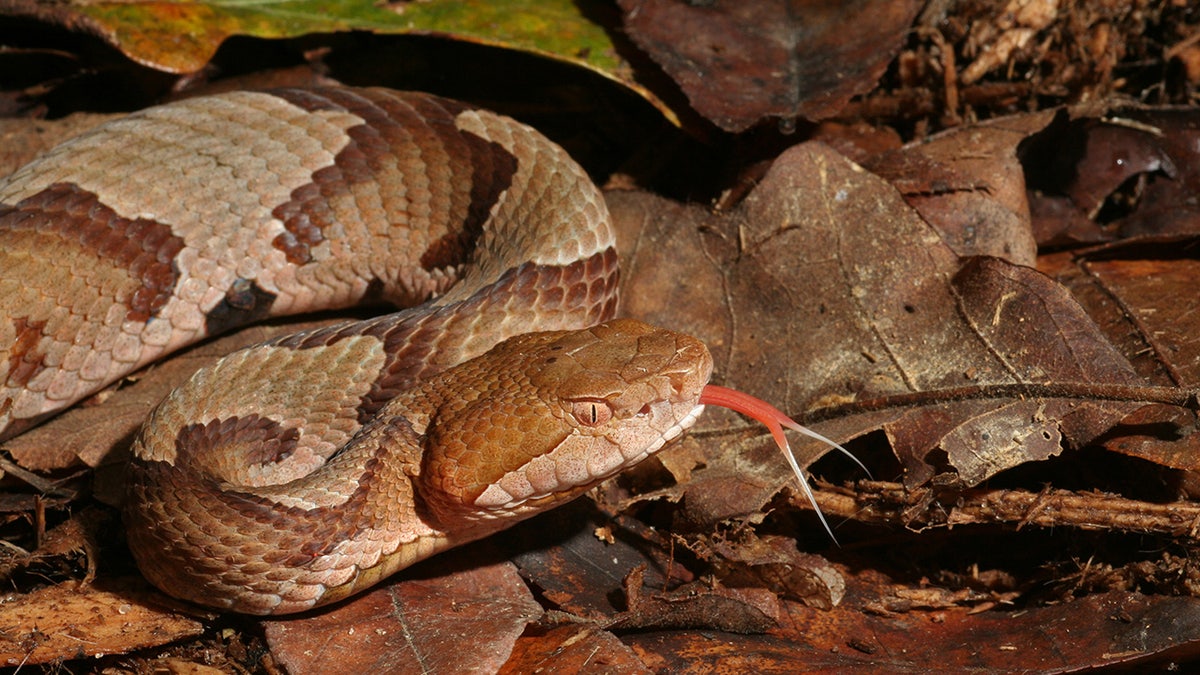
(4, 1, 1200, 672)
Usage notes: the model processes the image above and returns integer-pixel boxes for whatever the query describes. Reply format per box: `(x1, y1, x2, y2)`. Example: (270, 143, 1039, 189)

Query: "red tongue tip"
(699, 384, 869, 542)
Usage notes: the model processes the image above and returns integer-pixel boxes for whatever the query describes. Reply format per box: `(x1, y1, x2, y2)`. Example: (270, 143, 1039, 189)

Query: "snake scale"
(0, 87, 714, 614)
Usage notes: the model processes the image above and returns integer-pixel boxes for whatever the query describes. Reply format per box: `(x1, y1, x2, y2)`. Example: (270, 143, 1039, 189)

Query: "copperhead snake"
(0, 86, 727, 614)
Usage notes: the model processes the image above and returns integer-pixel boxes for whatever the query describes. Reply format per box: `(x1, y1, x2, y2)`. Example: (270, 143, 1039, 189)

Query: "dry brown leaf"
(502, 625, 650, 675)
(616, 139, 1153, 495)
(1022, 110, 1199, 244)
(1053, 247, 1200, 469)
(609, 564, 780, 634)
(0, 577, 205, 667)
(505, 501, 691, 622)
(617, 0, 923, 131)
(865, 112, 1047, 265)
(614, 130, 1200, 542)
(0, 112, 118, 178)
(263, 559, 541, 675)
(626, 583, 1200, 672)
(706, 532, 845, 609)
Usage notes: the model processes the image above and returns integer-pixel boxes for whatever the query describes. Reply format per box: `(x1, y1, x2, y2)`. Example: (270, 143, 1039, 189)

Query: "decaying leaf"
(503, 625, 649, 675)
(263, 559, 542, 675)
(1022, 111, 1196, 244)
(618, 0, 924, 131)
(623, 588, 1200, 672)
(608, 565, 780, 635)
(4, 5, 1200, 673)
(0, 577, 206, 667)
(704, 531, 845, 610)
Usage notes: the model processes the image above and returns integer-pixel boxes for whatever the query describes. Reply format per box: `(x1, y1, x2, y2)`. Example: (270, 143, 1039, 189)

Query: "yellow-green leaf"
(63, 0, 675, 122)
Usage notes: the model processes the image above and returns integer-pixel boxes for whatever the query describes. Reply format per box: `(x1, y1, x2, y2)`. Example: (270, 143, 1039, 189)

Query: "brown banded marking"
(0, 183, 186, 324)
(0, 87, 615, 441)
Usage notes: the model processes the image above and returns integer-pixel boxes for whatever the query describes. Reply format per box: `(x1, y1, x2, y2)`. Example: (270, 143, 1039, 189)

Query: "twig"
(809, 480, 1200, 539)
(800, 382, 1197, 424)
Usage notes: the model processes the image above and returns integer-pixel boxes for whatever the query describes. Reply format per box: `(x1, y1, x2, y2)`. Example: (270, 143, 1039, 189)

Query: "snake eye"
(570, 399, 612, 427)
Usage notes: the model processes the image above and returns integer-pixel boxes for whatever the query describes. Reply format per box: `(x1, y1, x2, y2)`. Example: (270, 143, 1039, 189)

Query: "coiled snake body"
(0, 87, 712, 614)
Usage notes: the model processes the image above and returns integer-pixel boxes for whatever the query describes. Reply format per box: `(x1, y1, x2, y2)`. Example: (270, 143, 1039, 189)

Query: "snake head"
(418, 318, 712, 524)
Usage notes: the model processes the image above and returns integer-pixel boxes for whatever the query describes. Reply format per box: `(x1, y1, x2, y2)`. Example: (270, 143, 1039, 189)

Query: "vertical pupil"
(572, 400, 609, 426)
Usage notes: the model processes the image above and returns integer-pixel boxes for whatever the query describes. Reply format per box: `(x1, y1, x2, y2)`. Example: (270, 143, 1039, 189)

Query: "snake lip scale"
(1, 86, 715, 614)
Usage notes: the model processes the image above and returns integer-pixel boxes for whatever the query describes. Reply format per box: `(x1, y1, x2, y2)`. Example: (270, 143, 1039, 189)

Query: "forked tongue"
(698, 384, 869, 542)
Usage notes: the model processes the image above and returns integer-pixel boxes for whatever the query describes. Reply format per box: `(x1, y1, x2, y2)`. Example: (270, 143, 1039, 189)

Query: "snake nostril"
(637, 403, 652, 416)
